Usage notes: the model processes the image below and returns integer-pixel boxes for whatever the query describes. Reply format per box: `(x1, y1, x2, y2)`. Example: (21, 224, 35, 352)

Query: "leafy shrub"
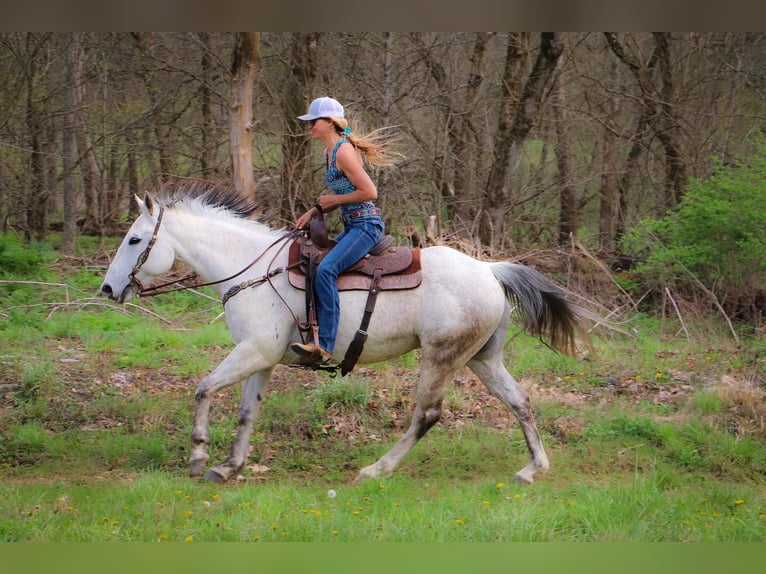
(623, 136, 766, 320)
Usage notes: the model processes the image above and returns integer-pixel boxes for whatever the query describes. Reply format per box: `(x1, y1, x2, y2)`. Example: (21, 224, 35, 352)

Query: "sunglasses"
(308, 118, 325, 127)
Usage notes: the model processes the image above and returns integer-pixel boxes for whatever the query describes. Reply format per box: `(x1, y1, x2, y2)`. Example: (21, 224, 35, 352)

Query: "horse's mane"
(152, 181, 259, 220)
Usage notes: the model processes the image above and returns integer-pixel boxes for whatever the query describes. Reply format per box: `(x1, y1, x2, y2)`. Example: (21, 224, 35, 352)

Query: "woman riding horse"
(291, 97, 400, 364)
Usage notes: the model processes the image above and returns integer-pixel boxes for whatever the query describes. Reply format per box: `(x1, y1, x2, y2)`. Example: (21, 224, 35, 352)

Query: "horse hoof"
(189, 459, 208, 478)
(204, 468, 228, 483)
(511, 471, 534, 485)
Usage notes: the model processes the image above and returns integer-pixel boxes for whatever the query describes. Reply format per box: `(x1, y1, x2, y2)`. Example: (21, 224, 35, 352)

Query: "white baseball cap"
(298, 97, 344, 121)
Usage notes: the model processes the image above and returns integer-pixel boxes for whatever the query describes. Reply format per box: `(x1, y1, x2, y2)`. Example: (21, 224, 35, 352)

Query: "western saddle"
(288, 214, 422, 375)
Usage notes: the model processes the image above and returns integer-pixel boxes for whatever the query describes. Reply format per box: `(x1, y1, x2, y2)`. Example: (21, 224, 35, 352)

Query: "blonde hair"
(326, 116, 402, 168)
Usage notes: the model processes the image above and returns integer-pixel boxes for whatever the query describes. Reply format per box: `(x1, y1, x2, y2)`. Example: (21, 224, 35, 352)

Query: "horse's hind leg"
(354, 358, 455, 484)
(467, 326, 549, 484)
(203, 369, 272, 483)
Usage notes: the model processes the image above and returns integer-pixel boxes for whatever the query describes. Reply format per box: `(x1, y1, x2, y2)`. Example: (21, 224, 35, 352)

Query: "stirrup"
(291, 342, 332, 363)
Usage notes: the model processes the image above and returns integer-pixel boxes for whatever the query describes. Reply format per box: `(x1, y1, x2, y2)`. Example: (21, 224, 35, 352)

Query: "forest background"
(1, 31, 766, 324)
(2, 32, 766, 548)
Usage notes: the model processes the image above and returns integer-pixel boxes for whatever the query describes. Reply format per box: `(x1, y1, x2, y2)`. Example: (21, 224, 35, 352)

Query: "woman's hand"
(295, 207, 318, 230)
(315, 194, 342, 213)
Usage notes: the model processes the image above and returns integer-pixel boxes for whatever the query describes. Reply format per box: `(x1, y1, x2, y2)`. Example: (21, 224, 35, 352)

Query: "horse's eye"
(128, 237, 142, 245)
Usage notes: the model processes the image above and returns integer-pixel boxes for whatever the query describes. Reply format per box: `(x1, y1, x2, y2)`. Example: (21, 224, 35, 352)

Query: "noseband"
(129, 206, 165, 294)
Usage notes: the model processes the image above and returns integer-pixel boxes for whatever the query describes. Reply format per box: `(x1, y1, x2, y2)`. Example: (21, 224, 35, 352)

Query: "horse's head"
(100, 194, 176, 303)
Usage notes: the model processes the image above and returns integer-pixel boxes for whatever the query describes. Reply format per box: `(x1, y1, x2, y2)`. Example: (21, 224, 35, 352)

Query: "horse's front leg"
(190, 343, 273, 480)
(190, 393, 212, 478)
(203, 368, 272, 483)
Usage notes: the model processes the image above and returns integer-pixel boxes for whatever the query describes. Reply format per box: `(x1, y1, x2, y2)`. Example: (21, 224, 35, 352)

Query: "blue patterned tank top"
(325, 138, 380, 224)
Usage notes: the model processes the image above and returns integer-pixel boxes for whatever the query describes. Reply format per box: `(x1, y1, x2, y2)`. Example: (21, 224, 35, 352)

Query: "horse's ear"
(136, 193, 155, 216)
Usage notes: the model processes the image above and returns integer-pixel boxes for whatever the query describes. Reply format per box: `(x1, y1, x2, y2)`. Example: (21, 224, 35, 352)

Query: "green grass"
(0, 471, 763, 542)
(1, 235, 765, 542)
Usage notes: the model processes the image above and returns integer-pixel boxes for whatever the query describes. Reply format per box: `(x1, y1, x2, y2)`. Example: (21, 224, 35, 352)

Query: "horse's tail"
(490, 262, 594, 357)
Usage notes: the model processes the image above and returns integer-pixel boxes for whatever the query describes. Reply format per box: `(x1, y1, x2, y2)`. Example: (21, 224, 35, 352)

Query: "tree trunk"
(604, 33, 688, 214)
(377, 32, 394, 212)
(481, 32, 563, 250)
(24, 33, 48, 242)
(199, 32, 214, 177)
(279, 32, 320, 221)
(230, 32, 259, 205)
(598, 43, 622, 254)
(61, 34, 82, 255)
(615, 113, 649, 243)
(130, 33, 173, 178)
(653, 32, 688, 209)
(126, 129, 140, 219)
(415, 32, 488, 223)
(553, 74, 576, 246)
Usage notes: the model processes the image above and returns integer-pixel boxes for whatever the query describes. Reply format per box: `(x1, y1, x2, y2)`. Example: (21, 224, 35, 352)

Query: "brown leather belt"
(343, 207, 381, 222)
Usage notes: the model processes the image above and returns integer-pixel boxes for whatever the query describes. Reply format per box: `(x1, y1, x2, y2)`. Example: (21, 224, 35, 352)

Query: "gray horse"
(100, 183, 593, 485)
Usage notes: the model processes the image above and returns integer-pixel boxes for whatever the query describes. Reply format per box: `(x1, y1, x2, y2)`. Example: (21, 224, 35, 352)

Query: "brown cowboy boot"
(290, 342, 332, 364)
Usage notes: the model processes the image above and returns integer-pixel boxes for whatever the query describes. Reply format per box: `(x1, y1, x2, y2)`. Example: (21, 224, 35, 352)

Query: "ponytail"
(327, 116, 402, 168)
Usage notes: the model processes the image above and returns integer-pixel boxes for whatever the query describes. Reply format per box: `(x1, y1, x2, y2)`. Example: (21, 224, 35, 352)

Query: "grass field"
(1, 234, 765, 542)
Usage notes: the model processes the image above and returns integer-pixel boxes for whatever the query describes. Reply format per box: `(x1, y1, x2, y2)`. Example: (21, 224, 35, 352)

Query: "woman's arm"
(316, 142, 377, 212)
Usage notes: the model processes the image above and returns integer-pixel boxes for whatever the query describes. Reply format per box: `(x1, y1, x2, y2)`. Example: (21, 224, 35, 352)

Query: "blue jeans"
(314, 218, 384, 353)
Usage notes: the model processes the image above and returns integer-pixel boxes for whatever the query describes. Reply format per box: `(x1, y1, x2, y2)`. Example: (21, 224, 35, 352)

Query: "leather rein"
(129, 206, 302, 308)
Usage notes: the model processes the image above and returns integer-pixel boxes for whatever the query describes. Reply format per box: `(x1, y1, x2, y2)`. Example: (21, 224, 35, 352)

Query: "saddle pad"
(288, 241, 422, 292)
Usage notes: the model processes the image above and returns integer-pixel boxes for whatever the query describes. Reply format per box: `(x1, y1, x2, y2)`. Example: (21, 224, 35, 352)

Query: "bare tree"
(61, 34, 83, 255)
(413, 32, 490, 223)
(605, 32, 688, 211)
(198, 32, 215, 177)
(23, 33, 53, 241)
(229, 32, 259, 204)
(2, 32, 766, 260)
(553, 71, 576, 246)
(277, 32, 320, 221)
(481, 32, 563, 250)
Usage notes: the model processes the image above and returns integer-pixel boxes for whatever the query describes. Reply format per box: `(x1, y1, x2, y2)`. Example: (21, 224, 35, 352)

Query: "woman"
(291, 96, 399, 363)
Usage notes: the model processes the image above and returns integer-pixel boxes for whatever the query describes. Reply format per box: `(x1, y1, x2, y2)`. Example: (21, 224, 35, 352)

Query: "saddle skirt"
(288, 236, 422, 291)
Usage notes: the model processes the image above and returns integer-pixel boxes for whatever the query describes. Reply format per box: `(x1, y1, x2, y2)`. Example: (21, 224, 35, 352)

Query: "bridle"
(128, 205, 302, 305)
(129, 206, 166, 294)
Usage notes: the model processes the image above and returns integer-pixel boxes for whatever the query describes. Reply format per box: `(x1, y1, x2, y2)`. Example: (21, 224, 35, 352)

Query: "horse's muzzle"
(100, 282, 133, 303)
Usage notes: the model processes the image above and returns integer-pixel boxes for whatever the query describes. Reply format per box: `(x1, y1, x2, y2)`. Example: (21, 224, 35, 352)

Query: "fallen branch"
(664, 287, 691, 340)
(46, 298, 177, 326)
(647, 232, 740, 342)
(572, 237, 637, 309)
(0, 280, 71, 303)
(1, 298, 177, 326)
